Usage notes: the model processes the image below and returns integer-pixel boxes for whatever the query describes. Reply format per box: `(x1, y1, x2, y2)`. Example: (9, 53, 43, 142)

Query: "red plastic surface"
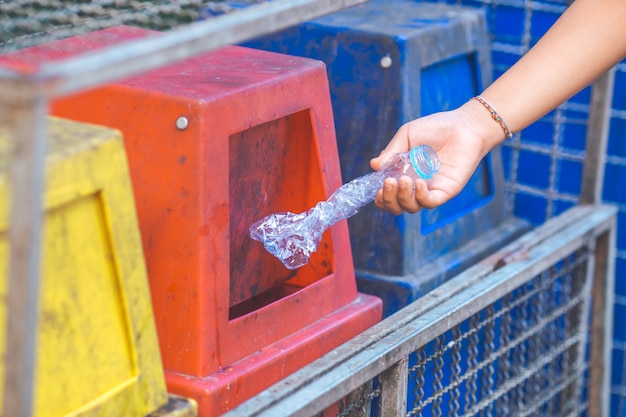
(0, 26, 382, 415)
(167, 293, 381, 417)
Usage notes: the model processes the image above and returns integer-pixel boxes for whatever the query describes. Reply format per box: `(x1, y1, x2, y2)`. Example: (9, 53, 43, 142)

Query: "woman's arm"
(371, 0, 626, 215)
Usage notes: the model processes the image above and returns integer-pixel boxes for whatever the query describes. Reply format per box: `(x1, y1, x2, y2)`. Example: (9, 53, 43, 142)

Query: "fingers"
(374, 180, 403, 215)
(374, 177, 449, 215)
(374, 177, 422, 215)
(413, 179, 445, 209)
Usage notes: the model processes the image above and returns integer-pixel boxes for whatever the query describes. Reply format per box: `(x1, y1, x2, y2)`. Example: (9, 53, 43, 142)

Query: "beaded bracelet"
(471, 95, 513, 140)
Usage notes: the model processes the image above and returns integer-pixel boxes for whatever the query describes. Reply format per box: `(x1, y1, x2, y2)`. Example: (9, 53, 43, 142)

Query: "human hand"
(370, 101, 500, 215)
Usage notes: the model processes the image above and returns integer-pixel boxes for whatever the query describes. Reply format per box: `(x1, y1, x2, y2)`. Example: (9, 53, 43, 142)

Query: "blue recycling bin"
(216, 0, 531, 318)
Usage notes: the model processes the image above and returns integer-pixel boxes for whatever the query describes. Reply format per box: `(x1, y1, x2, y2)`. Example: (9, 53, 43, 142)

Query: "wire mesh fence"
(325, 248, 592, 417)
(0, 0, 196, 51)
(406, 249, 590, 417)
(0, 0, 276, 52)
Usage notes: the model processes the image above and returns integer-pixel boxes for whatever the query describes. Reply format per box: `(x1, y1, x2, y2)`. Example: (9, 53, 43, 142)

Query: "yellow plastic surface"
(0, 117, 170, 416)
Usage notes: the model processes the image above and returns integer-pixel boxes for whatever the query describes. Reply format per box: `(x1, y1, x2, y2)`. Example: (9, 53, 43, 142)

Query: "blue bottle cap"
(410, 144, 440, 179)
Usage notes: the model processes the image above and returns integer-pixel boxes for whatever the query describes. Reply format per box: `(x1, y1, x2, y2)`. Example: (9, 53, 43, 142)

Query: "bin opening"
(228, 109, 334, 318)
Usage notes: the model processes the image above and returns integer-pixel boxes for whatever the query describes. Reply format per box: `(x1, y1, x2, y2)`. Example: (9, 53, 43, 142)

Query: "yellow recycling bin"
(0, 117, 196, 417)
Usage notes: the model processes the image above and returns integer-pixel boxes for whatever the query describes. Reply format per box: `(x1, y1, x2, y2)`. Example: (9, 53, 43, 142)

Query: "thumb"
(370, 148, 395, 171)
(371, 125, 412, 171)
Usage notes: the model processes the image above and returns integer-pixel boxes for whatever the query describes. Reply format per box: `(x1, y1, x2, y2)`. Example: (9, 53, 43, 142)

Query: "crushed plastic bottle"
(249, 145, 440, 269)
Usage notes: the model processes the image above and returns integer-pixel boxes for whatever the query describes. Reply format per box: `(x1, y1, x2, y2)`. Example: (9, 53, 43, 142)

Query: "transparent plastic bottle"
(249, 144, 440, 269)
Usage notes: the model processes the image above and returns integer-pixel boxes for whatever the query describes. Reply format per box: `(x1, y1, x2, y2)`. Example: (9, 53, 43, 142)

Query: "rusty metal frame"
(580, 69, 615, 206)
(224, 204, 616, 417)
(581, 68, 617, 417)
(0, 1, 372, 415)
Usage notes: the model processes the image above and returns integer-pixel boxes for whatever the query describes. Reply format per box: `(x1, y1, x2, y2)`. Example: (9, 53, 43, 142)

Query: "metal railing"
(224, 204, 616, 417)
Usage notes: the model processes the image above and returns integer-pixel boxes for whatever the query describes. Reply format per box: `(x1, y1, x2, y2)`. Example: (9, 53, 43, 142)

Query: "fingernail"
(385, 183, 393, 191)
